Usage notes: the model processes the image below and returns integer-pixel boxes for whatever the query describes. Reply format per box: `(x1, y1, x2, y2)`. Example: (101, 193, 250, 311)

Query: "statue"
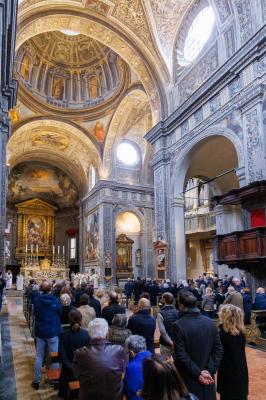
(135, 249, 142, 267)
(16, 272, 24, 291)
(5, 270, 13, 290)
(157, 249, 165, 267)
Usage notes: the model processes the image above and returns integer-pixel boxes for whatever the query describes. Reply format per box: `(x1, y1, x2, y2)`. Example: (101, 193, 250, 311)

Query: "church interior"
(0, 0, 266, 399)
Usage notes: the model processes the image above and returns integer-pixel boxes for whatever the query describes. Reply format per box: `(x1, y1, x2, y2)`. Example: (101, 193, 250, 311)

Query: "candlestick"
(26, 244, 28, 253)
(53, 245, 55, 255)
(63, 245, 65, 255)
(58, 245, 60, 256)
(31, 244, 33, 254)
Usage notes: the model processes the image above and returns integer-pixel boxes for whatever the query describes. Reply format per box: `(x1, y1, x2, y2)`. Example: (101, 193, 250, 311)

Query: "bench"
(68, 381, 80, 399)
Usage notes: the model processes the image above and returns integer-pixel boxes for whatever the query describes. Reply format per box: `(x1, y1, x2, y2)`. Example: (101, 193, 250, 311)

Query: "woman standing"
(58, 309, 90, 399)
(201, 287, 215, 318)
(217, 304, 248, 400)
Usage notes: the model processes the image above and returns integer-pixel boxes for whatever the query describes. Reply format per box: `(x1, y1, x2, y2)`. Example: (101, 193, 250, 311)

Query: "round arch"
(170, 126, 245, 198)
(16, 7, 169, 122)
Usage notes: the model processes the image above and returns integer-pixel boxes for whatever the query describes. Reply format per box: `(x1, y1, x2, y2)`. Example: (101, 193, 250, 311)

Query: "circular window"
(117, 142, 139, 166)
(183, 7, 215, 64)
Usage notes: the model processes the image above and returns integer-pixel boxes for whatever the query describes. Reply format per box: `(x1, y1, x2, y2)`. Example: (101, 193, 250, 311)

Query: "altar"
(21, 257, 69, 284)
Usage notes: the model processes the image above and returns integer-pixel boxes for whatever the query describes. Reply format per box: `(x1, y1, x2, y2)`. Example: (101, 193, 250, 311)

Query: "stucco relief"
(215, 0, 231, 23)
(179, 45, 219, 103)
(245, 109, 263, 182)
(149, 0, 192, 50)
(234, 0, 253, 44)
(224, 26, 236, 59)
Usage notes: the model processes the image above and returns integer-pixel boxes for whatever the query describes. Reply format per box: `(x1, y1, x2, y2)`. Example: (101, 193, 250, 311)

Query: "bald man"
(127, 298, 156, 353)
(101, 290, 126, 326)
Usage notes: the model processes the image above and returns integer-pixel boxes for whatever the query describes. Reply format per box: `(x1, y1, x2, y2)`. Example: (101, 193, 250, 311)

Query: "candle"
(31, 244, 33, 254)
(53, 245, 55, 255)
(26, 244, 28, 253)
(36, 244, 38, 254)
(58, 245, 60, 256)
(63, 245, 65, 255)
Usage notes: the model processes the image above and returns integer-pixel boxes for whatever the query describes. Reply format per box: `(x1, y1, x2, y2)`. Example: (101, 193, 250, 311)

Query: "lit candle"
(58, 245, 60, 256)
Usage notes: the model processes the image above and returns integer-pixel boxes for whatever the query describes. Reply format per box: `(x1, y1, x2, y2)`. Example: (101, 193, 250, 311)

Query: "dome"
(15, 31, 129, 115)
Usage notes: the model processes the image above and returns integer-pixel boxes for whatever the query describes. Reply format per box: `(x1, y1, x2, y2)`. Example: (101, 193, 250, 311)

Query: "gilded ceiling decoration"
(15, 31, 129, 116)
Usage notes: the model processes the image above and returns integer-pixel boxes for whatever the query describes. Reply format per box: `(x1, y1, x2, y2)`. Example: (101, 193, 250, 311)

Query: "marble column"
(78, 204, 84, 271)
(169, 197, 187, 281)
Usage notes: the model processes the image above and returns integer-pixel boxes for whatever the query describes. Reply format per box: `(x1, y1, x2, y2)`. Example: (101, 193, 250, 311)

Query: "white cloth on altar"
(16, 274, 24, 290)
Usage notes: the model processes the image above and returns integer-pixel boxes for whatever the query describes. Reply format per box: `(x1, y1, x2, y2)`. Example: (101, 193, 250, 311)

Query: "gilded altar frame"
(15, 198, 57, 259)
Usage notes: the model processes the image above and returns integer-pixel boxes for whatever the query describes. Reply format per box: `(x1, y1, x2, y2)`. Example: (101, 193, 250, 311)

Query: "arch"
(113, 207, 144, 235)
(170, 126, 245, 198)
(7, 118, 102, 195)
(16, 6, 169, 122)
(102, 87, 150, 178)
(115, 211, 142, 234)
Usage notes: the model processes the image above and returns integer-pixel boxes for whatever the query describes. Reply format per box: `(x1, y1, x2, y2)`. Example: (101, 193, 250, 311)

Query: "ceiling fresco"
(8, 162, 79, 209)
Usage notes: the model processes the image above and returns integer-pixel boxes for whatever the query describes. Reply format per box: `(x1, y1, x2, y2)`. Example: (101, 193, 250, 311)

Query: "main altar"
(15, 198, 69, 283)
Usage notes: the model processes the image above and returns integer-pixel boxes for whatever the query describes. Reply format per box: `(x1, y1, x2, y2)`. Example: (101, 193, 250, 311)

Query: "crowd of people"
(21, 273, 266, 400)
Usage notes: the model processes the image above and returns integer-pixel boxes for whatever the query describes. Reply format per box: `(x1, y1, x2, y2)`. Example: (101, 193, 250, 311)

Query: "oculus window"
(117, 142, 139, 166)
(183, 7, 215, 64)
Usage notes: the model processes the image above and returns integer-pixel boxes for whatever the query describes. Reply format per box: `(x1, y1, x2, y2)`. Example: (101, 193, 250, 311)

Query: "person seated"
(102, 291, 126, 326)
(77, 293, 96, 329)
(107, 314, 131, 347)
(141, 354, 197, 400)
(241, 287, 252, 324)
(58, 309, 90, 399)
(86, 286, 101, 317)
(73, 318, 126, 400)
(127, 298, 156, 354)
(253, 287, 266, 310)
(60, 293, 76, 326)
(124, 335, 151, 400)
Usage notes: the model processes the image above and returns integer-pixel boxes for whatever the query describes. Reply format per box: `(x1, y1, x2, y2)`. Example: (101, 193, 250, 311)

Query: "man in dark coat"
(32, 280, 62, 390)
(102, 291, 125, 326)
(127, 298, 156, 353)
(172, 291, 223, 400)
(124, 278, 133, 308)
(73, 318, 126, 400)
(148, 280, 160, 306)
(86, 286, 101, 317)
(132, 277, 144, 304)
(157, 292, 179, 357)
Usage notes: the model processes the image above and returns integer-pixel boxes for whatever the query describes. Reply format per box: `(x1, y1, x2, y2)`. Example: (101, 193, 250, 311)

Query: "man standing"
(0, 272, 6, 312)
(157, 292, 179, 357)
(32, 280, 62, 390)
(124, 278, 133, 308)
(102, 291, 125, 326)
(73, 318, 126, 400)
(223, 286, 244, 312)
(128, 298, 156, 353)
(172, 291, 223, 400)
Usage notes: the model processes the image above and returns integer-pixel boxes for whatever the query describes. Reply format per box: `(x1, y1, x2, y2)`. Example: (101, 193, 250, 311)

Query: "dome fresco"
(15, 31, 128, 111)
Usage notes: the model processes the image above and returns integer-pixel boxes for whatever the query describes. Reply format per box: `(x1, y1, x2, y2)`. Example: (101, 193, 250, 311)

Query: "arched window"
(183, 6, 215, 64)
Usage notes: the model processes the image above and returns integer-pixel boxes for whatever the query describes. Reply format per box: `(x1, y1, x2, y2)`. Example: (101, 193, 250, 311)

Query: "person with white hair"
(253, 287, 266, 310)
(124, 335, 151, 400)
(73, 318, 126, 400)
(223, 286, 244, 312)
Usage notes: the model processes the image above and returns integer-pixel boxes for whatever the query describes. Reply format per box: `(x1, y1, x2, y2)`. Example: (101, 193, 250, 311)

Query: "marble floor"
(0, 293, 265, 400)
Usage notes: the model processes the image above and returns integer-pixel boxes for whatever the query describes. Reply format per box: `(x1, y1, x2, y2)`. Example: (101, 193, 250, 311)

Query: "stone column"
(169, 197, 187, 281)
(101, 203, 115, 279)
(0, 112, 10, 271)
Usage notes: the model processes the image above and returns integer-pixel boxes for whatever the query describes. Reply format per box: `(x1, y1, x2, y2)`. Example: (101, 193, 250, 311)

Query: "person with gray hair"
(124, 335, 151, 400)
(73, 318, 126, 400)
(107, 313, 131, 347)
(223, 286, 244, 312)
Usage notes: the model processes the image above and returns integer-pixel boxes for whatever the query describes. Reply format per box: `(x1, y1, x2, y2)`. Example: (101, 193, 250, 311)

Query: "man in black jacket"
(172, 291, 223, 400)
(86, 287, 101, 317)
(157, 292, 179, 357)
(0, 272, 6, 312)
(101, 291, 125, 325)
(127, 298, 156, 353)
